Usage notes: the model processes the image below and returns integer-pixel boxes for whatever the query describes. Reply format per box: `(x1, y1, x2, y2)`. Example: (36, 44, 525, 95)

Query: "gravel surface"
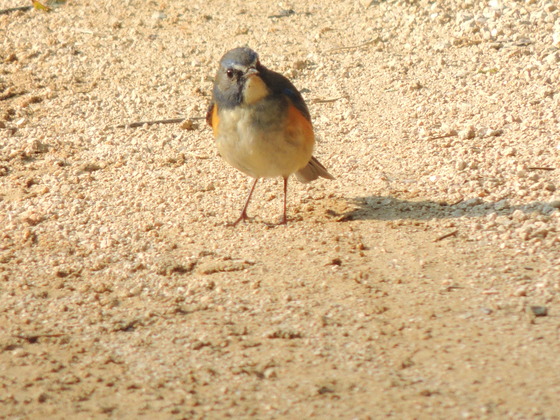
(1, 0, 559, 418)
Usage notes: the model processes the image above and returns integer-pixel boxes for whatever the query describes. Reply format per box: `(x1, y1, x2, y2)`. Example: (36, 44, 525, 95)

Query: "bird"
(206, 47, 334, 226)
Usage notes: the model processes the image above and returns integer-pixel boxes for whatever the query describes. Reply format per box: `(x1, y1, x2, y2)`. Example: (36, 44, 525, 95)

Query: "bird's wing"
(260, 66, 312, 122)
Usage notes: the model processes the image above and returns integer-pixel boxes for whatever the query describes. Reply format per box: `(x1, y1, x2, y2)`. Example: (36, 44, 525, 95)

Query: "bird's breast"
(214, 102, 313, 179)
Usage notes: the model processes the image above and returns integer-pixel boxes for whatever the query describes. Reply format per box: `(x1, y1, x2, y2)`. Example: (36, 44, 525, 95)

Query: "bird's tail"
(295, 156, 335, 183)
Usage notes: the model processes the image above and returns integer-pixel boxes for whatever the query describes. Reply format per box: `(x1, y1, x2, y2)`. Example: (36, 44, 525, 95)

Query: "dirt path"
(1, 0, 559, 418)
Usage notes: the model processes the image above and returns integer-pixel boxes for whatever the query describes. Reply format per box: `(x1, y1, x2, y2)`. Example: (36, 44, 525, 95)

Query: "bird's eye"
(226, 69, 234, 79)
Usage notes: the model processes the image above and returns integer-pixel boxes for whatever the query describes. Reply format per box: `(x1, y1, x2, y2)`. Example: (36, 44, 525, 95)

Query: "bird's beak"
(245, 67, 259, 77)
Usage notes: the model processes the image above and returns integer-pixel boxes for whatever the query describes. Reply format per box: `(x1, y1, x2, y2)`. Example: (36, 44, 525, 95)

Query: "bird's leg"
(278, 176, 288, 225)
(229, 178, 259, 226)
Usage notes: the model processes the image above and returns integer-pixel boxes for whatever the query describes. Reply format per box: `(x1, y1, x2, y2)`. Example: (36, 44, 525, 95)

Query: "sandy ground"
(1, 0, 560, 418)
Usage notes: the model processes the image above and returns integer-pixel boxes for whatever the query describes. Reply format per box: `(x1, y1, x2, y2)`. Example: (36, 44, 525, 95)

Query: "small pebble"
(458, 126, 476, 140)
(502, 147, 516, 156)
(456, 160, 467, 170)
(152, 11, 166, 20)
(513, 286, 528, 297)
(527, 306, 548, 317)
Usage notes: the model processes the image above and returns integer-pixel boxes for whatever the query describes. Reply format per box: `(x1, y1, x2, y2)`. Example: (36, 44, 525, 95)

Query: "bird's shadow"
(342, 196, 555, 221)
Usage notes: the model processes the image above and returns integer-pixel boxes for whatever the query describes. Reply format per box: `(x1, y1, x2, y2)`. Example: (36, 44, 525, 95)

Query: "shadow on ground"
(343, 196, 555, 221)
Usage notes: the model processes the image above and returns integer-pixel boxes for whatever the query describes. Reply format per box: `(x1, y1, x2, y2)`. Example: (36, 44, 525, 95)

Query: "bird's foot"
(264, 214, 288, 228)
(226, 211, 252, 227)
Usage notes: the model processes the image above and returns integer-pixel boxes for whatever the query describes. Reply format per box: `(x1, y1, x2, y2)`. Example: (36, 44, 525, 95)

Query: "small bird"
(206, 47, 334, 225)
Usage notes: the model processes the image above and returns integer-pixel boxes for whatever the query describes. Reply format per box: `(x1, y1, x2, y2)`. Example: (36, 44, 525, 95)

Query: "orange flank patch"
(285, 103, 315, 149)
(211, 104, 220, 137)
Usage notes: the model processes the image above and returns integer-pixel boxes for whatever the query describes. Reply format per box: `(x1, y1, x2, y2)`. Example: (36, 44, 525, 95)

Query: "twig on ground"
(434, 230, 458, 242)
(527, 167, 555, 171)
(13, 333, 65, 343)
(428, 133, 457, 140)
(116, 117, 203, 129)
(268, 9, 295, 19)
(327, 38, 379, 53)
(0, 6, 33, 15)
(311, 96, 347, 104)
